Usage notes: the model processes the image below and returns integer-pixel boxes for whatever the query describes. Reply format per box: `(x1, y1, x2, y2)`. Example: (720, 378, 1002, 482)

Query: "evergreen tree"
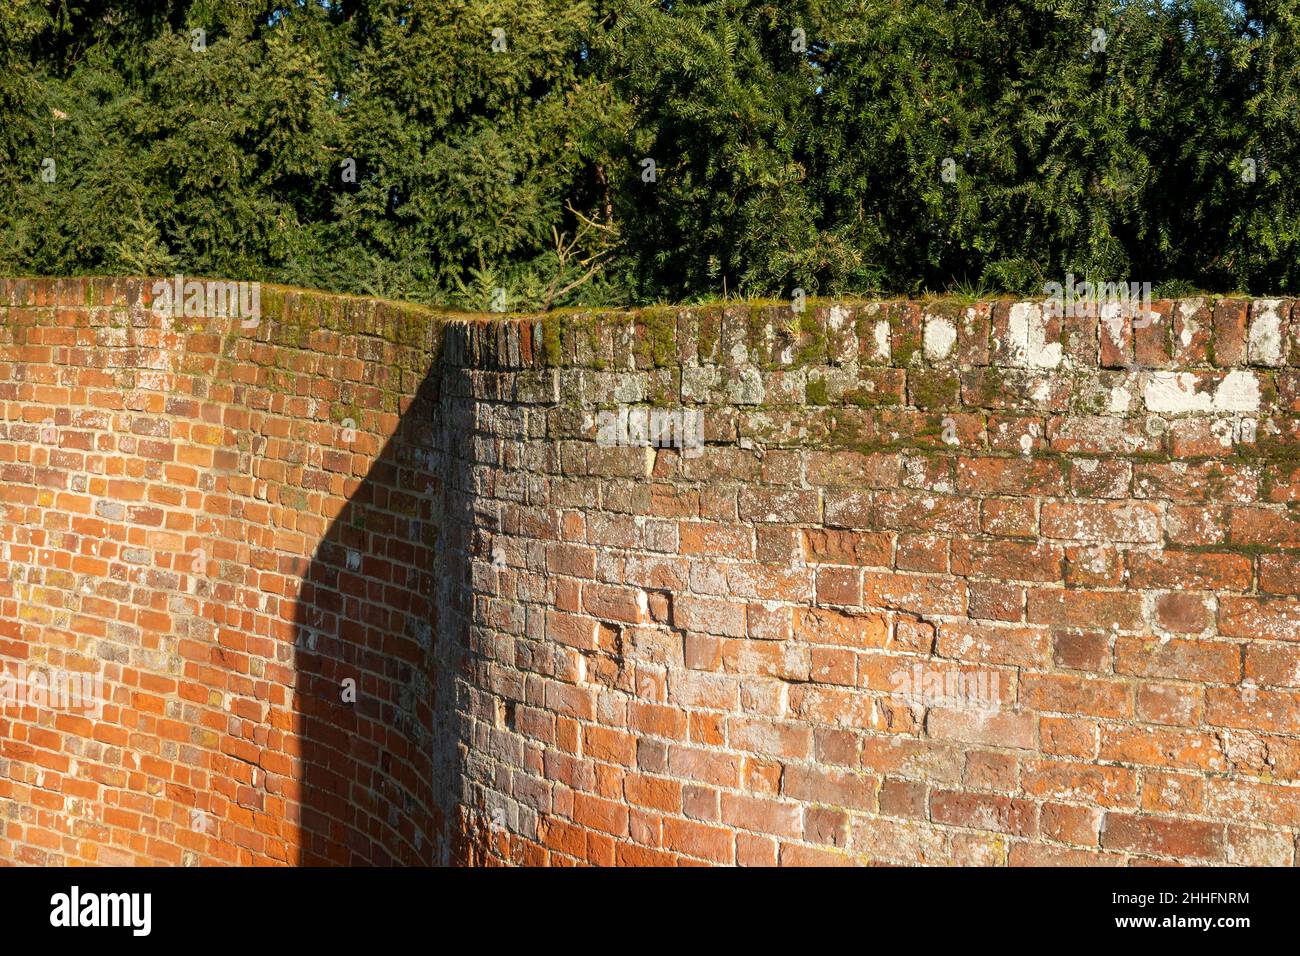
(0, 0, 1295, 305)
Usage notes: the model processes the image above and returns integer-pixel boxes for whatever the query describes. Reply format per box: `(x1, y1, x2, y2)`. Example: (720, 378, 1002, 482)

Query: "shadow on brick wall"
(290, 356, 468, 865)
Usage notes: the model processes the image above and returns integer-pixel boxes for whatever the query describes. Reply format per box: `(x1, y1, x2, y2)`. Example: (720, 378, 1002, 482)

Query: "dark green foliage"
(0, 0, 1297, 308)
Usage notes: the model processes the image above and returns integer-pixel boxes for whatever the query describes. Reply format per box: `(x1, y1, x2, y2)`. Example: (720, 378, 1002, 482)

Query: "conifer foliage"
(0, 0, 1296, 308)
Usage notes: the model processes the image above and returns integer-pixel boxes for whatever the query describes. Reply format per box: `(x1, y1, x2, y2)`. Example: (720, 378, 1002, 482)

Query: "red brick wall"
(456, 297, 1300, 866)
(0, 278, 455, 864)
(3, 282, 1300, 866)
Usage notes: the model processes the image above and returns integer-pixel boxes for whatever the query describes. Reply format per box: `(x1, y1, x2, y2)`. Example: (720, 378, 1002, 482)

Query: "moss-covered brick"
(805, 375, 830, 405)
(909, 369, 962, 409)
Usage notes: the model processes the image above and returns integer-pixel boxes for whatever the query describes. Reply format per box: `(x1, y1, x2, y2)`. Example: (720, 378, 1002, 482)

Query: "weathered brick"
(935, 621, 1051, 669)
(1114, 636, 1239, 683)
(927, 707, 1035, 750)
(801, 528, 893, 567)
(1041, 802, 1102, 846)
(1021, 674, 1132, 719)
(1101, 812, 1224, 862)
(1040, 501, 1161, 543)
(1106, 723, 1223, 776)
(794, 607, 889, 648)
(950, 538, 1063, 582)
(931, 790, 1038, 837)
(1027, 589, 1144, 630)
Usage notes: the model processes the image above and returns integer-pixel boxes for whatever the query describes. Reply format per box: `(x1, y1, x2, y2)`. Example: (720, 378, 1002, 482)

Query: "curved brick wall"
(0, 278, 456, 864)
(3, 279, 1300, 866)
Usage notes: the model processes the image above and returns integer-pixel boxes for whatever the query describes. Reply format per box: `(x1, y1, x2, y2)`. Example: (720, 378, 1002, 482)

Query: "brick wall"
(0, 278, 455, 864)
(3, 281, 1300, 866)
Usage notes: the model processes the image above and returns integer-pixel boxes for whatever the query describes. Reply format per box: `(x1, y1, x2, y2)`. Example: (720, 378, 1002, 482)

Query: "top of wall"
(3, 275, 1297, 379)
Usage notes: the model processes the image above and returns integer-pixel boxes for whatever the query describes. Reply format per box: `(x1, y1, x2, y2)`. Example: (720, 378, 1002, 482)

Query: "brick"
(679, 521, 752, 558)
(1153, 593, 1210, 633)
(956, 457, 1067, 496)
(1101, 813, 1224, 862)
(746, 603, 791, 641)
(967, 580, 1024, 622)
(683, 633, 721, 670)
(892, 615, 935, 652)
(673, 595, 747, 638)
(1228, 506, 1300, 548)
(1063, 545, 1123, 587)
(1042, 803, 1102, 846)
(963, 750, 1018, 790)
(948, 831, 1007, 865)
(801, 528, 892, 567)
(782, 765, 876, 811)
(871, 491, 981, 534)
(895, 534, 948, 572)
(931, 790, 1038, 837)
(877, 778, 928, 818)
(720, 793, 802, 838)
(1027, 589, 1144, 630)
(927, 707, 1035, 750)
(1021, 759, 1139, 808)
(1213, 299, 1250, 366)
(935, 621, 1051, 669)
(1040, 501, 1161, 543)
(950, 538, 1062, 582)
(755, 525, 801, 564)
(682, 785, 719, 821)
(793, 607, 888, 648)
(814, 566, 861, 607)
(850, 816, 946, 865)
(583, 583, 647, 624)
(1136, 682, 1202, 727)
(662, 818, 734, 864)
(736, 832, 778, 866)
(788, 684, 902, 731)
(1069, 458, 1131, 498)
(805, 450, 899, 488)
(1021, 673, 1132, 719)
(1048, 416, 1161, 455)
(1259, 553, 1300, 594)
(720, 639, 810, 681)
(667, 746, 742, 788)
(1244, 644, 1300, 687)
(1008, 844, 1125, 866)
(572, 793, 630, 837)
(738, 487, 820, 524)
(862, 572, 966, 616)
(778, 843, 855, 867)
(728, 717, 812, 760)
(1114, 636, 1239, 683)
(803, 807, 849, 847)
(1226, 825, 1294, 866)
(1052, 631, 1111, 672)
(1135, 460, 1258, 504)
(1218, 597, 1300, 641)
(1100, 726, 1227, 772)
(980, 497, 1038, 536)
(1205, 686, 1300, 734)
